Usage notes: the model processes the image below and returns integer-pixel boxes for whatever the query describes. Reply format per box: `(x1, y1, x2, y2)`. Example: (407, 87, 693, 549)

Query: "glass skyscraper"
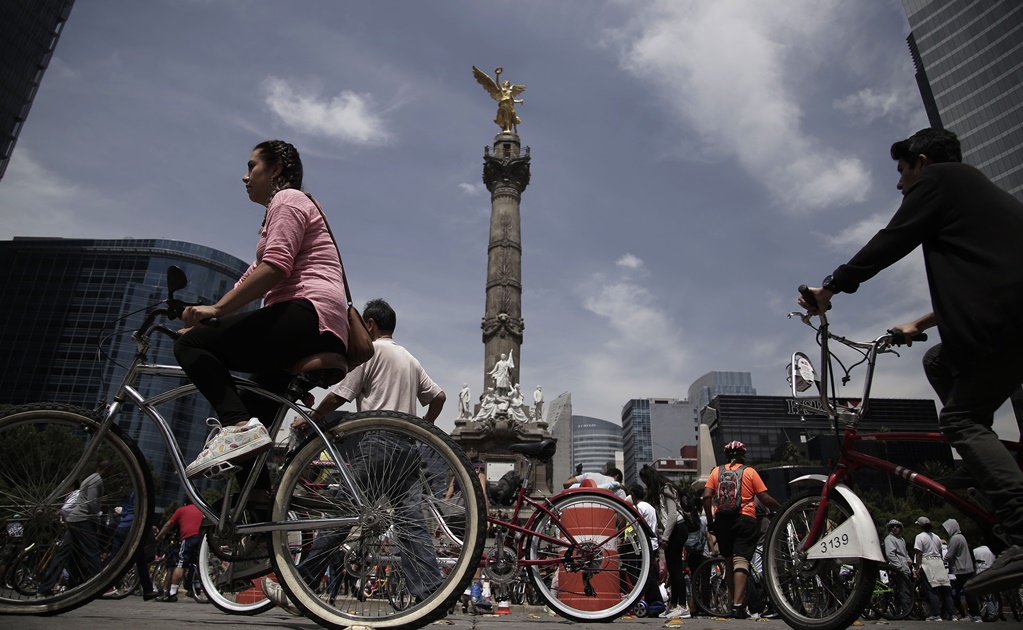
(0, 237, 250, 507)
(571, 415, 623, 476)
(0, 0, 75, 180)
(903, 0, 1023, 200)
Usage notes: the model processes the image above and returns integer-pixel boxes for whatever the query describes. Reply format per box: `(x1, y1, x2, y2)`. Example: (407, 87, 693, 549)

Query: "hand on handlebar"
(181, 304, 221, 327)
(798, 285, 833, 316)
(888, 323, 928, 347)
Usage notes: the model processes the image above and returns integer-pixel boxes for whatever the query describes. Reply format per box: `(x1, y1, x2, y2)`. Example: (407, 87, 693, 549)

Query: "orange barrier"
(556, 502, 620, 612)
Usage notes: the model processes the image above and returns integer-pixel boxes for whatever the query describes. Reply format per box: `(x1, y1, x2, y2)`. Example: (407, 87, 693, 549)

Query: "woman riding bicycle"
(174, 139, 349, 480)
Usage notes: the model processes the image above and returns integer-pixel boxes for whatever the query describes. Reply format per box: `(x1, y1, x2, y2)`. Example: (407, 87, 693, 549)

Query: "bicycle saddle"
(288, 352, 348, 389)
(508, 439, 557, 462)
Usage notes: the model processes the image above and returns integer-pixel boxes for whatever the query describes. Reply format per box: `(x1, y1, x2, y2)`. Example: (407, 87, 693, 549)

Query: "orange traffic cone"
(496, 599, 511, 615)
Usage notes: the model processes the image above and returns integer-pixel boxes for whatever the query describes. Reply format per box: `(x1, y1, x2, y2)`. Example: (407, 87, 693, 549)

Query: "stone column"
(481, 131, 530, 390)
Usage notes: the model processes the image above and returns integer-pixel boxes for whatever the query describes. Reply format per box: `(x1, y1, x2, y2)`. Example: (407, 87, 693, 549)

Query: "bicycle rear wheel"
(692, 556, 731, 617)
(199, 534, 274, 615)
(523, 491, 652, 622)
(763, 489, 878, 630)
(269, 411, 486, 630)
(0, 403, 151, 615)
(100, 566, 140, 599)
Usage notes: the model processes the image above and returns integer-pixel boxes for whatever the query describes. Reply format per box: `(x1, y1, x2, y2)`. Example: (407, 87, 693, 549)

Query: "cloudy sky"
(2, 0, 1018, 442)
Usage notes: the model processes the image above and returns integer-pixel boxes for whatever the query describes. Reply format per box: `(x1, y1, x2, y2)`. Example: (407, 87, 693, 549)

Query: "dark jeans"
(40, 521, 100, 592)
(923, 343, 1023, 545)
(174, 299, 345, 425)
(952, 572, 980, 617)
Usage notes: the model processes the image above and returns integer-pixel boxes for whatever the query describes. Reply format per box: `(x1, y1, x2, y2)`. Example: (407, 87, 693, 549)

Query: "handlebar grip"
(888, 328, 928, 345)
(798, 284, 817, 308)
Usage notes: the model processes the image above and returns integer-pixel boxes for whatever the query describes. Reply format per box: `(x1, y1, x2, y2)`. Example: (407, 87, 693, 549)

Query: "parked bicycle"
(441, 439, 654, 622)
(863, 564, 913, 621)
(762, 293, 1022, 630)
(692, 537, 771, 618)
(0, 266, 487, 630)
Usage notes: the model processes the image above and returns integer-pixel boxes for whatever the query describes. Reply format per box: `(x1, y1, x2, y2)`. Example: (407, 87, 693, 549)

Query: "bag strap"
(304, 193, 353, 308)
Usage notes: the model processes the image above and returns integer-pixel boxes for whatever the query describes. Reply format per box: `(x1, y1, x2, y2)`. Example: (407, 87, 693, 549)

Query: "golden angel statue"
(473, 66, 526, 133)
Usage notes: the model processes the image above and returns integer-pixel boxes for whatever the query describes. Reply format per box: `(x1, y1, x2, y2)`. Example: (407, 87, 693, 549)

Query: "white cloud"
(834, 88, 921, 125)
(616, 253, 644, 270)
(0, 151, 90, 239)
(262, 76, 390, 146)
(612, 0, 871, 213)
(458, 182, 486, 196)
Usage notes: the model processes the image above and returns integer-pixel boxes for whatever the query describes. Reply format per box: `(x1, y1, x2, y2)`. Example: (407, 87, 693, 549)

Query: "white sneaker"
(186, 418, 272, 479)
(261, 577, 301, 616)
(661, 605, 680, 618)
(677, 605, 691, 619)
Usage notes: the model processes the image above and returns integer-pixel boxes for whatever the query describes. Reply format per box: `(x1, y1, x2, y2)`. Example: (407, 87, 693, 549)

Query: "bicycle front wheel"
(524, 491, 651, 622)
(763, 489, 877, 630)
(0, 403, 151, 615)
(270, 411, 486, 630)
(692, 556, 731, 617)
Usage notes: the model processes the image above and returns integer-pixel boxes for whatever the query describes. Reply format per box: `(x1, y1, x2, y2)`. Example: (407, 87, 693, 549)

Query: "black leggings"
(173, 299, 345, 426)
(665, 525, 689, 607)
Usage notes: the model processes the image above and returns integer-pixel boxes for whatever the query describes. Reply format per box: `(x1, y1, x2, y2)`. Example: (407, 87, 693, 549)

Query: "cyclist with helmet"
(702, 441, 780, 619)
(884, 520, 913, 614)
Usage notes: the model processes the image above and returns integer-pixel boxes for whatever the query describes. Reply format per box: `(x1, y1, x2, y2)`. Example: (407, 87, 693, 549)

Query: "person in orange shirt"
(702, 441, 780, 619)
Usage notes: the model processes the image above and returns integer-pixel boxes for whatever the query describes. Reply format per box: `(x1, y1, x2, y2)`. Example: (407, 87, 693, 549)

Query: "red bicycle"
(762, 292, 1022, 630)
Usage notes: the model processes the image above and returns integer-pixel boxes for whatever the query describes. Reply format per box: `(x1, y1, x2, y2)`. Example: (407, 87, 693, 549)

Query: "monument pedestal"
(452, 414, 555, 497)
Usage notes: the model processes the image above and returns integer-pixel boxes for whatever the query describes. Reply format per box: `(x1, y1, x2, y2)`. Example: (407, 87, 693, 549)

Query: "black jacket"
(830, 163, 1023, 368)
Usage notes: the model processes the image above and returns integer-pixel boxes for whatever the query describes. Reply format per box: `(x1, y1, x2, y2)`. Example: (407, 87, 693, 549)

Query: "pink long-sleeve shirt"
(235, 189, 349, 348)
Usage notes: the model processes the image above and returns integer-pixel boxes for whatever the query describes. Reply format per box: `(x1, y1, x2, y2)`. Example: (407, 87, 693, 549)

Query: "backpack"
(676, 491, 700, 532)
(684, 518, 706, 552)
(712, 464, 748, 515)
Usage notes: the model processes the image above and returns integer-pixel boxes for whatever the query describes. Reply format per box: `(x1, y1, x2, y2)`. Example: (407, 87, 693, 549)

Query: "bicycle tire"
(523, 490, 652, 622)
(763, 489, 878, 630)
(269, 410, 486, 630)
(692, 556, 731, 617)
(198, 534, 274, 615)
(0, 403, 151, 615)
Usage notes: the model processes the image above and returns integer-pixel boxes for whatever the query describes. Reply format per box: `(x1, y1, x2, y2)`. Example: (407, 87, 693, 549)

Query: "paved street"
(0, 597, 1007, 630)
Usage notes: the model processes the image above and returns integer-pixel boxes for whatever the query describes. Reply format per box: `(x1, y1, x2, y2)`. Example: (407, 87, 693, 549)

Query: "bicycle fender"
(789, 474, 884, 563)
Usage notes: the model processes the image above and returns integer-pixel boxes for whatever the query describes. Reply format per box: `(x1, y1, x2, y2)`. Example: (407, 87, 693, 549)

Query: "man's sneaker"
(925, 615, 941, 621)
(660, 605, 681, 618)
(732, 605, 749, 619)
(186, 418, 272, 479)
(965, 545, 1023, 596)
(261, 577, 302, 616)
(157, 593, 178, 602)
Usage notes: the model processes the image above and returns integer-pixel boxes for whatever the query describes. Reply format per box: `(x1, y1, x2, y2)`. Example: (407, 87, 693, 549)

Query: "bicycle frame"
(44, 304, 367, 540)
(786, 310, 1015, 559)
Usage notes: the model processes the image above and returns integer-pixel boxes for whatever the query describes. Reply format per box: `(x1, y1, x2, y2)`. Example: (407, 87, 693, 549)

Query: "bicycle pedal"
(204, 461, 243, 480)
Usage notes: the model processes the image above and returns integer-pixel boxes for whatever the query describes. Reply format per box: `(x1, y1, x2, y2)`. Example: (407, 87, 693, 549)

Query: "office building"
(546, 391, 574, 492)
(903, 0, 1023, 200)
(703, 394, 953, 496)
(621, 398, 696, 485)
(0, 0, 75, 180)
(0, 237, 250, 507)
(571, 415, 623, 477)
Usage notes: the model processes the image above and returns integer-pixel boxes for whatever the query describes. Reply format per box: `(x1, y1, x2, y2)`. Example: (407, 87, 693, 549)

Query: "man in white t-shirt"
(563, 468, 626, 499)
(913, 516, 954, 621)
(273, 299, 447, 614)
(306, 299, 445, 422)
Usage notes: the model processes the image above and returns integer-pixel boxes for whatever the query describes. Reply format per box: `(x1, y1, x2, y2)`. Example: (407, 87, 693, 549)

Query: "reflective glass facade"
(904, 0, 1023, 200)
(621, 399, 653, 486)
(0, 237, 250, 507)
(571, 415, 622, 476)
(0, 0, 74, 180)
